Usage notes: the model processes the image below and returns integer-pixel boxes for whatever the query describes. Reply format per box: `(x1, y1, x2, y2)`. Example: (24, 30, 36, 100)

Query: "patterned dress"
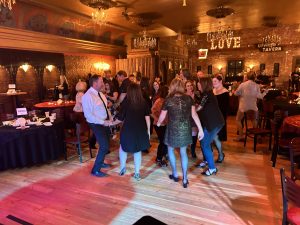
(162, 95, 194, 147)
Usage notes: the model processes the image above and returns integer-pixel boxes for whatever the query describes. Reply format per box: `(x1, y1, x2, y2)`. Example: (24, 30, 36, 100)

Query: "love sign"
(210, 37, 241, 50)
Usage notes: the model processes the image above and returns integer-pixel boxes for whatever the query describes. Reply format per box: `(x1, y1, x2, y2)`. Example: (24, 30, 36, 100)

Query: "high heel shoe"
(182, 180, 189, 188)
(169, 174, 179, 182)
(202, 168, 218, 176)
(133, 173, 141, 181)
(119, 168, 126, 176)
(215, 153, 225, 163)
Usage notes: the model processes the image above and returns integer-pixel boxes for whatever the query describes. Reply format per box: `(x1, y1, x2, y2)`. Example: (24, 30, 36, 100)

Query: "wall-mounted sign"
(198, 49, 208, 59)
(210, 37, 241, 50)
(257, 34, 282, 52)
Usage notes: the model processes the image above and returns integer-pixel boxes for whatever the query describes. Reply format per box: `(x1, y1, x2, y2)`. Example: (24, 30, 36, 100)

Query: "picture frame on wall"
(260, 63, 266, 71)
(198, 49, 208, 59)
(273, 63, 280, 76)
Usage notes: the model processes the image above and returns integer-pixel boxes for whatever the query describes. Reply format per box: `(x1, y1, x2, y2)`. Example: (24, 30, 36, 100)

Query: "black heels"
(169, 174, 179, 182)
(119, 168, 126, 176)
(182, 180, 189, 188)
(215, 153, 225, 163)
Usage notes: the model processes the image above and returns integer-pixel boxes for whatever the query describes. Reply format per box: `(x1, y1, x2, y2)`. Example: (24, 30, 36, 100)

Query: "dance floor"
(0, 116, 288, 225)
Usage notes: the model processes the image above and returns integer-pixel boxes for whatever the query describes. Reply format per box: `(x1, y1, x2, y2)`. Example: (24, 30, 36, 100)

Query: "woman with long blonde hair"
(157, 78, 204, 188)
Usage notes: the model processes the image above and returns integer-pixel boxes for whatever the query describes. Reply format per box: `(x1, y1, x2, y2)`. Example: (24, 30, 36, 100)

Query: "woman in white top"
(73, 80, 87, 113)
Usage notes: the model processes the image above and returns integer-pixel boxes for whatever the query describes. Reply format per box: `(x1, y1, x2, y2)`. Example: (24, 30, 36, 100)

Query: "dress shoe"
(119, 167, 126, 176)
(195, 161, 207, 168)
(182, 180, 189, 188)
(133, 173, 141, 181)
(101, 163, 111, 168)
(215, 153, 225, 163)
(202, 168, 218, 176)
(169, 174, 179, 182)
(91, 170, 108, 177)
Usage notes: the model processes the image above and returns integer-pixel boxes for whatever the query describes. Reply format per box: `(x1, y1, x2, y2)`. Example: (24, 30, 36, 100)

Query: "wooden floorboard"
(0, 116, 288, 225)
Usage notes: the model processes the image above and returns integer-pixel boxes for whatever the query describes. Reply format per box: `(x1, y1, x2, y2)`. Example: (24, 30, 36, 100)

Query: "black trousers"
(88, 123, 110, 172)
(154, 125, 168, 160)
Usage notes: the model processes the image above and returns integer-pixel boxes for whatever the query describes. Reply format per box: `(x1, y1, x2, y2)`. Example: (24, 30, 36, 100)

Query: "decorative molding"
(20, 0, 136, 33)
(0, 26, 126, 56)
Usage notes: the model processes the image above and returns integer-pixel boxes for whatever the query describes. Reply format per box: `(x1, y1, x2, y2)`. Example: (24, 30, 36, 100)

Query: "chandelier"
(133, 30, 157, 49)
(0, 0, 16, 10)
(92, 8, 108, 26)
(207, 23, 234, 42)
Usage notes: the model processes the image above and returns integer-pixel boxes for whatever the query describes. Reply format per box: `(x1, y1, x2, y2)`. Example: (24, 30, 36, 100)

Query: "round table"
(34, 101, 75, 109)
(282, 115, 300, 136)
(0, 120, 65, 171)
(273, 100, 300, 116)
(0, 92, 28, 110)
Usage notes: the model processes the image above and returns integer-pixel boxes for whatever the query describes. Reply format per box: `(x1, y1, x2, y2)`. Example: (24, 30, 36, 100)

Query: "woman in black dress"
(212, 74, 229, 163)
(157, 78, 204, 188)
(115, 83, 151, 181)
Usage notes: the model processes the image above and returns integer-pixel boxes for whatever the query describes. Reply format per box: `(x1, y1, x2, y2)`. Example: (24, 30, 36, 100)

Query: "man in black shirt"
(116, 70, 131, 105)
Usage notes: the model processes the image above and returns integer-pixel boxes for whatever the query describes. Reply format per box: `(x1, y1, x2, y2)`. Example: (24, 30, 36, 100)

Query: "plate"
(16, 126, 30, 129)
(43, 122, 53, 126)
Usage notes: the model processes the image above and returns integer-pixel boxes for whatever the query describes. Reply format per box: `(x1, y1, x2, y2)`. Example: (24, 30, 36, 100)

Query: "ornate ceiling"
(24, 0, 300, 36)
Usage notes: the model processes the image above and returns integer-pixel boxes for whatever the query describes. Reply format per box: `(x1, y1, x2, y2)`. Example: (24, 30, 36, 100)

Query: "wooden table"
(273, 100, 300, 116)
(34, 101, 75, 109)
(282, 115, 300, 136)
(0, 92, 27, 110)
(34, 101, 75, 123)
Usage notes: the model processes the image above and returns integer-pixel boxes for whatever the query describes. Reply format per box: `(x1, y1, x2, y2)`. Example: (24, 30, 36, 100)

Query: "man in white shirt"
(234, 72, 267, 141)
(82, 75, 112, 177)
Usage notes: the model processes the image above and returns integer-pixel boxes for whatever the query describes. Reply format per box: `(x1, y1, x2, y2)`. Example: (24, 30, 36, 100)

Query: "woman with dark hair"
(196, 77, 224, 176)
(180, 68, 192, 82)
(114, 83, 151, 181)
(185, 80, 200, 158)
(157, 78, 204, 188)
(151, 85, 169, 167)
(152, 80, 160, 104)
(140, 76, 153, 140)
(212, 74, 229, 163)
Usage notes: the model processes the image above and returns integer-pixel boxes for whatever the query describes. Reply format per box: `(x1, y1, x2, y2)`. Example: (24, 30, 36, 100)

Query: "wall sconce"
(46, 65, 54, 72)
(218, 65, 223, 71)
(94, 62, 110, 71)
(21, 63, 30, 72)
(249, 64, 254, 70)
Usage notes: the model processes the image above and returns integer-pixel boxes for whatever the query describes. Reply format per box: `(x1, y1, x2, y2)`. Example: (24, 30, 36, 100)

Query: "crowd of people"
(69, 68, 266, 188)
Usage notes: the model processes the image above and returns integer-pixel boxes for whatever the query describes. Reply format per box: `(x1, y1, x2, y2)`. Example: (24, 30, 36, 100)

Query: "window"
(227, 60, 244, 76)
(208, 65, 212, 75)
(260, 63, 266, 71)
(273, 63, 280, 77)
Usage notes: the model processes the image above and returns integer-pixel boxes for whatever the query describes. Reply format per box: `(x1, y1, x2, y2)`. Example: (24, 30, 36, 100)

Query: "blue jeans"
(88, 123, 110, 172)
(200, 126, 222, 169)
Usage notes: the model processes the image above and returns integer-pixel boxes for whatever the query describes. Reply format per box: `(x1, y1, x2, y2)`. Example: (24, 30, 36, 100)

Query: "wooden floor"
(0, 116, 290, 225)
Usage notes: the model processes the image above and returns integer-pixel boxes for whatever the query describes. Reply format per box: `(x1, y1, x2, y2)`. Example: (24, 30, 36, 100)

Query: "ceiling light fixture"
(92, 8, 108, 26)
(206, 5, 234, 19)
(133, 29, 157, 49)
(0, 0, 16, 10)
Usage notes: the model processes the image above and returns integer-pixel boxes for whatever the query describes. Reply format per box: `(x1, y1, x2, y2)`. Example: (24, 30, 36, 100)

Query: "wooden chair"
(271, 119, 291, 167)
(64, 113, 93, 163)
(280, 168, 300, 225)
(289, 138, 300, 182)
(243, 110, 272, 152)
